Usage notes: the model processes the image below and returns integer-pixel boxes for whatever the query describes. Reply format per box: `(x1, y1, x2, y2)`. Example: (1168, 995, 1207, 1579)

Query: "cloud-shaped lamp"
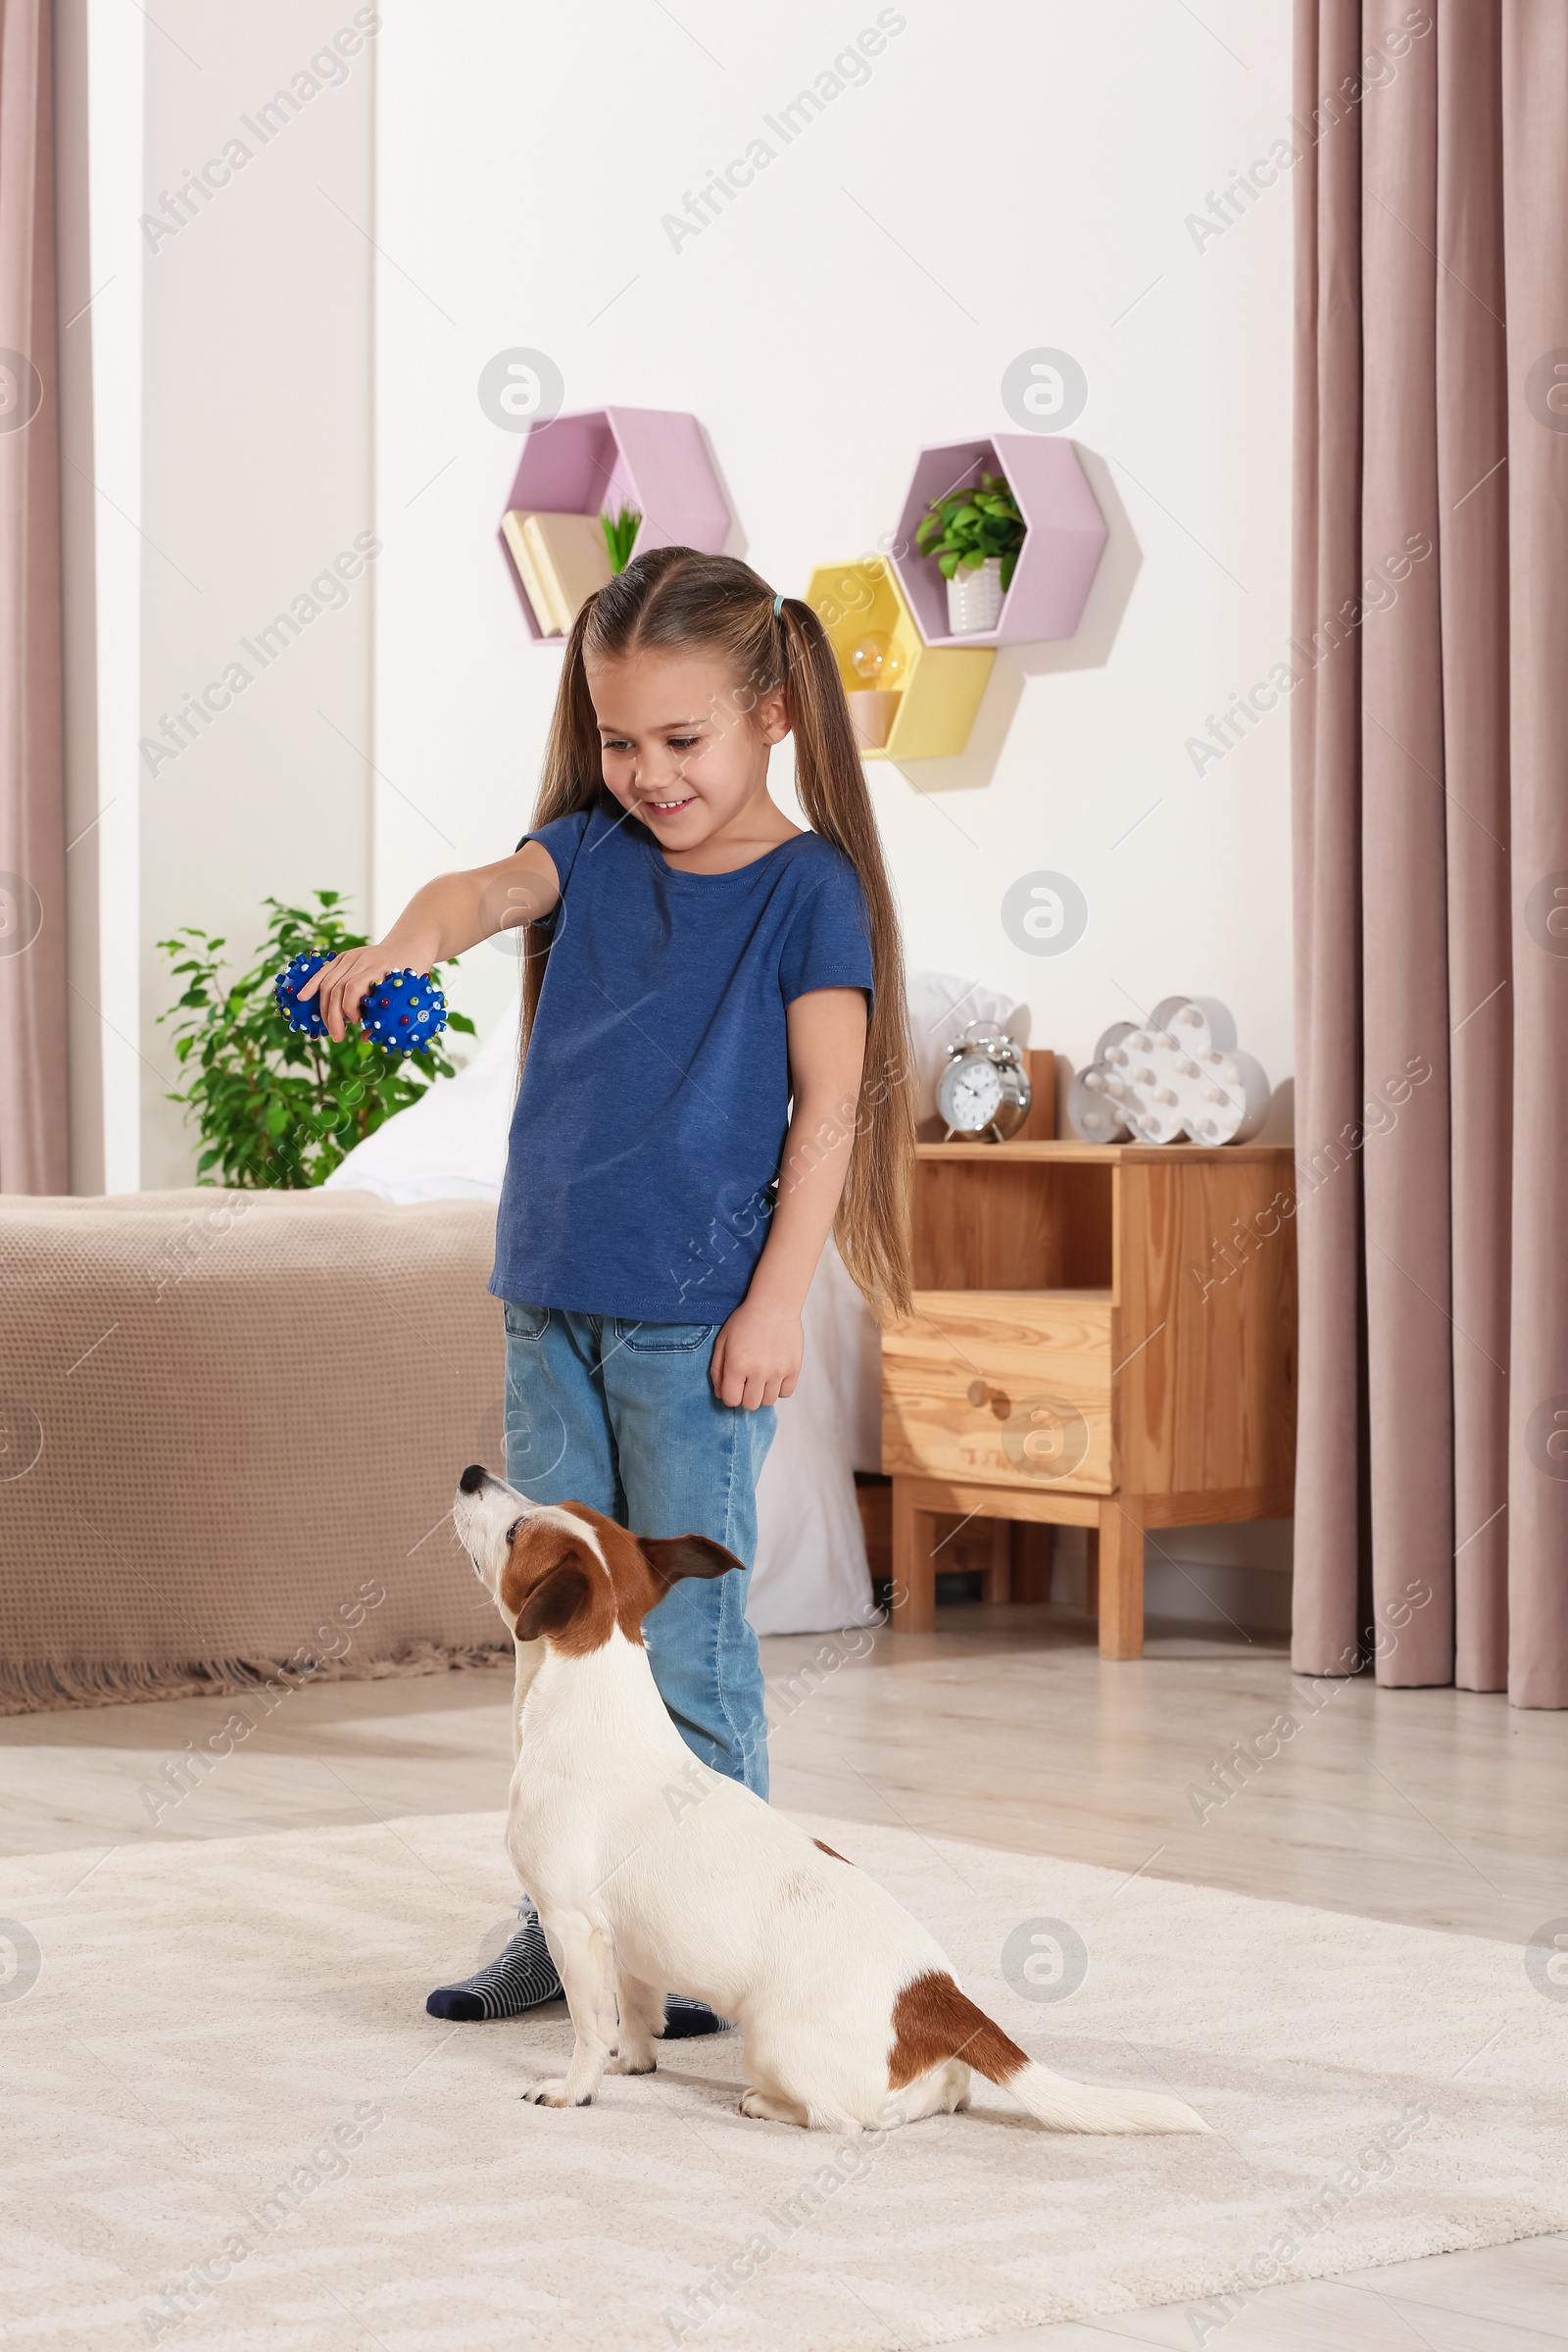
(1068, 998, 1270, 1146)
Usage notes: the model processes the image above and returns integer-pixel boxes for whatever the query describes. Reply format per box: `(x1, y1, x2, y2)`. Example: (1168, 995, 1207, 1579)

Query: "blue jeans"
(502, 1301, 774, 1798)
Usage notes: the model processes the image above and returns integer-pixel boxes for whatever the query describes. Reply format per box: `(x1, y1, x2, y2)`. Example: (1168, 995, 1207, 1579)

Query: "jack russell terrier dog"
(453, 1464, 1208, 2137)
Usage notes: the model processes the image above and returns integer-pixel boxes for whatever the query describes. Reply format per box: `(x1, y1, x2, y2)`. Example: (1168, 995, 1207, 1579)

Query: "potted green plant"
(599, 505, 643, 574)
(157, 889, 474, 1189)
(914, 470, 1026, 635)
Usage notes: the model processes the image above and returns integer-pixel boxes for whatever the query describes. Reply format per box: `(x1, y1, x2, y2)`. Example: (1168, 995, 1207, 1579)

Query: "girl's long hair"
(522, 546, 913, 1319)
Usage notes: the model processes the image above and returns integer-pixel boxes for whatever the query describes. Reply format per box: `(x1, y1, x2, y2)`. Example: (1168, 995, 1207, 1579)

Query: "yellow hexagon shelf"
(806, 558, 994, 760)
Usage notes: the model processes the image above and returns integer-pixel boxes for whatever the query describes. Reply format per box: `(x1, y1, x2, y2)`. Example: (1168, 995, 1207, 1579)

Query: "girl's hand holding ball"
(281, 943, 448, 1052)
(289, 938, 444, 1045)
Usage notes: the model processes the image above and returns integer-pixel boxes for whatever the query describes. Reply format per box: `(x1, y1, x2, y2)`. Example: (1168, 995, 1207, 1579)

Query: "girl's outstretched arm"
(298, 843, 561, 1042)
(710, 986, 869, 1413)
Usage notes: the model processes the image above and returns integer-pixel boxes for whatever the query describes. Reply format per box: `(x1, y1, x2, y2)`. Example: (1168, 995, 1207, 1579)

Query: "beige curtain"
(1293, 0, 1568, 1708)
(0, 0, 69, 1193)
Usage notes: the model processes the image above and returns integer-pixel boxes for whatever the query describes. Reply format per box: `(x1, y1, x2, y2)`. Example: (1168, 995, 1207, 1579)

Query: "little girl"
(305, 548, 913, 2033)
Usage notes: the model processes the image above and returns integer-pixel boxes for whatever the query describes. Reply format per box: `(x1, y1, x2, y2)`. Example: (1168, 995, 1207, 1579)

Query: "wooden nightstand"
(881, 1139, 1297, 1658)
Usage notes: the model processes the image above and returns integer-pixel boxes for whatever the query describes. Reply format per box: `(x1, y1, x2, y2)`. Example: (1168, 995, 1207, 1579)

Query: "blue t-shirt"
(489, 796, 874, 1321)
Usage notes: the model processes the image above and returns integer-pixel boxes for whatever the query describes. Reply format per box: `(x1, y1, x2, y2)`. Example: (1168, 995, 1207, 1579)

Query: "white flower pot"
(946, 556, 1004, 636)
(848, 688, 901, 751)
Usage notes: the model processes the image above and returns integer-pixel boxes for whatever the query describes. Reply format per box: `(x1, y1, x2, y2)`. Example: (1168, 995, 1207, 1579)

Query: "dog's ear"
(501, 1518, 599, 1642)
(513, 1557, 592, 1644)
(640, 1535, 745, 1590)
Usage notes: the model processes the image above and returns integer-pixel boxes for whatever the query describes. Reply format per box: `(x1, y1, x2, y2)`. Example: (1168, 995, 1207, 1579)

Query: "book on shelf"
(502, 510, 612, 634)
(501, 512, 556, 634)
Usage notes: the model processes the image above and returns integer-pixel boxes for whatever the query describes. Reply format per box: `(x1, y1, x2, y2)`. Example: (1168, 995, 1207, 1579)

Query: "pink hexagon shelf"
(499, 407, 731, 641)
(891, 433, 1106, 649)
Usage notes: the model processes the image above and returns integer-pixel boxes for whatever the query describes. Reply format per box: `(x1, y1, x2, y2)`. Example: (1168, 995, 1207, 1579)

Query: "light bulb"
(849, 631, 905, 688)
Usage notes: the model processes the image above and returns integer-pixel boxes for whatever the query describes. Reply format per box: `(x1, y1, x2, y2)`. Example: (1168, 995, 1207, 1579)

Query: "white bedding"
(325, 969, 1028, 1632)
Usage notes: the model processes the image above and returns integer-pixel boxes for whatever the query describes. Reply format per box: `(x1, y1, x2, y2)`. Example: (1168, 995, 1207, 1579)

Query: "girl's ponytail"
(522, 549, 915, 1321)
(773, 596, 914, 1320)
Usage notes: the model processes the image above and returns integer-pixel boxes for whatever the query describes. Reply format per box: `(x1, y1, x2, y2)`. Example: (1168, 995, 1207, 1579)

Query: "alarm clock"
(936, 1021, 1033, 1142)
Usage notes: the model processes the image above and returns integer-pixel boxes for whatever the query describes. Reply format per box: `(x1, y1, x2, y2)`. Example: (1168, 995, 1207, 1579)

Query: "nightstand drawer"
(881, 1291, 1113, 1494)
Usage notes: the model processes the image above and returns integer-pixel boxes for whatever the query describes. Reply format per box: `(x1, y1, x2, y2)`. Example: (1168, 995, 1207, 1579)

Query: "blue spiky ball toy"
(274, 952, 331, 1038)
(360, 969, 448, 1054)
(274, 953, 448, 1054)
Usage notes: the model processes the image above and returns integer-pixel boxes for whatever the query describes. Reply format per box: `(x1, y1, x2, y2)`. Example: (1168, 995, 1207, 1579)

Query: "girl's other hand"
(710, 1295, 804, 1412)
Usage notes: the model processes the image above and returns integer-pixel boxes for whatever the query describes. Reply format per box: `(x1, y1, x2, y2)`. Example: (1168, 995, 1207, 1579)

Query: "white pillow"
(749, 1239, 881, 1630)
(321, 992, 519, 1204)
(905, 969, 1032, 1127)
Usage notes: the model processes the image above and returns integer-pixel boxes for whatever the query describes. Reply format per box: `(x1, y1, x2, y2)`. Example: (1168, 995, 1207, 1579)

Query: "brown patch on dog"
(512, 1557, 593, 1644)
(498, 1507, 745, 1654)
(813, 1839, 852, 1863)
(887, 1969, 1029, 2090)
(500, 1515, 615, 1654)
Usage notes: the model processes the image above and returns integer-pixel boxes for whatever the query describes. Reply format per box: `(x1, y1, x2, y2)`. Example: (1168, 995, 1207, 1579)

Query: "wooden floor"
(3, 1596, 1564, 2348)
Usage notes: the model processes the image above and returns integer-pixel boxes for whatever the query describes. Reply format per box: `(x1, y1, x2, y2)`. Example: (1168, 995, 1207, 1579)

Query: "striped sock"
(425, 1903, 562, 2021)
(424, 1906, 736, 2035)
(661, 1994, 735, 2038)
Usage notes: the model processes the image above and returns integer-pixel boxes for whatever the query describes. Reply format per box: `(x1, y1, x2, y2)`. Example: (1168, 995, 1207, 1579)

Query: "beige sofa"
(0, 1188, 507, 1711)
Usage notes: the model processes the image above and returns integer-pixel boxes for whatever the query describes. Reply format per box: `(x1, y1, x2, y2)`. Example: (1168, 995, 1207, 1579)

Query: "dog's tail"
(891, 1970, 1209, 2135)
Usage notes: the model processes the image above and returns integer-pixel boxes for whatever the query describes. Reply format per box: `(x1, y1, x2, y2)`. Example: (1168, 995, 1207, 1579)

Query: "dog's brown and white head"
(453, 1464, 741, 1652)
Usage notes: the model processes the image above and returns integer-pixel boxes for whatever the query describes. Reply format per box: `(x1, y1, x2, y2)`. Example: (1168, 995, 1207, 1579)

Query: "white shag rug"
(2, 1811, 1564, 2351)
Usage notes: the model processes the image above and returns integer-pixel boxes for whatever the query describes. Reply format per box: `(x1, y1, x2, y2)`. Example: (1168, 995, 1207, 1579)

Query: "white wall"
(372, 0, 1297, 1102)
(135, 0, 379, 1189)
(59, 0, 380, 1192)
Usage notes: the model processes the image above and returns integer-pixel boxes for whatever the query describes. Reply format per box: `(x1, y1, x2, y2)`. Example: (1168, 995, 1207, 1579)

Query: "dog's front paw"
(521, 2078, 590, 2108)
(608, 2050, 657, 2077)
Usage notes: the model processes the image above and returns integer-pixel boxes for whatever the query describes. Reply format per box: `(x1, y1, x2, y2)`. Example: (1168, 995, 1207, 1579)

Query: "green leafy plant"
(156, 890, 475, 1190)
(915, 470, 1026, 588)
(600, 504, 643, 573)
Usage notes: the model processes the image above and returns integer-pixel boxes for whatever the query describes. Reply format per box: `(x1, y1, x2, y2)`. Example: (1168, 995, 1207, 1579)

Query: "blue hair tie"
(773, 593, 784, 615)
